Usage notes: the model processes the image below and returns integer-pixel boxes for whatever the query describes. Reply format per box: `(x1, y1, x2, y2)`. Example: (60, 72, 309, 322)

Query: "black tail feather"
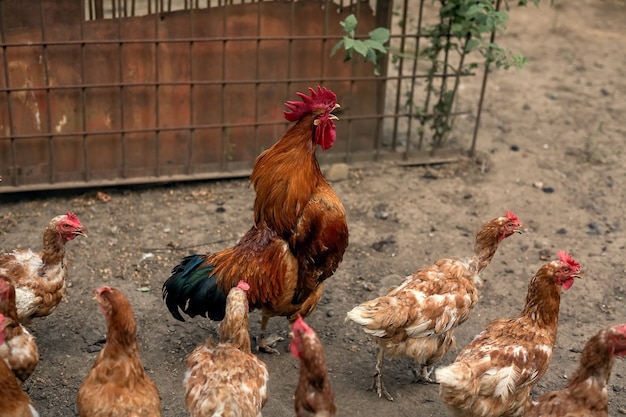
(162, 254, 228, 322)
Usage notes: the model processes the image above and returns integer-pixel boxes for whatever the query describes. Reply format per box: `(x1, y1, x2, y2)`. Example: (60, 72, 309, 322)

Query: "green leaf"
(341, 14, 358, 35)
(363, 39, 388, 53)
(330, 40, 344, 57)
(343, 36, 355, 50)
(465, 38, 480, 52)
(353, 40, 369, 58)
(368, 27, 390, 43)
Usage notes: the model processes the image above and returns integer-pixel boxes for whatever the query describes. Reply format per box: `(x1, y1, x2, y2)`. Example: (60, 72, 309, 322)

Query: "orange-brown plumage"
(346, 212, 522, 400)
(164, 87, 348, 353)
(0, 276, 39, 383)
(77, 287, 161, 417)
(0, 314, 39, 417)
(526, 323, 626, 417)
(436, 252, 584, 417)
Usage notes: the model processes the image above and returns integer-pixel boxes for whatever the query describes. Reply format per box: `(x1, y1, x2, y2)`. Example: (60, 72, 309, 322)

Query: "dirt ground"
(1, 0, 625, 416)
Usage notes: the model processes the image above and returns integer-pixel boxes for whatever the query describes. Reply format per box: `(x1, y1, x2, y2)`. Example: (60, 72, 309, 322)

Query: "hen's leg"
(256, 315, 282, 354)
(371, 348, 394, 401)
(412, 365, 437, 384)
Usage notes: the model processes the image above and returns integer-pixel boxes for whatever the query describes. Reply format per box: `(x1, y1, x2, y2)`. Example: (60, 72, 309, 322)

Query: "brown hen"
(347, 212, 522, 400)
(437, 251, 584, 417)
(77, 286, 161, 417)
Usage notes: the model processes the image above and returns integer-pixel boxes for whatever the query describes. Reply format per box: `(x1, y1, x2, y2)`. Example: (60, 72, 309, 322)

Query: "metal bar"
(117, 11, 127, 178)
(253, 0, 261, 162)
(1, 111, 454, 141)
(0, 32, 434, 48)
(79, 1, 90, 181)
(403, 0, 426, 158)
(373, 0, 393, 161)
(0, 72, 474, 94)
(154, 7, 161, 176)
(470, 0, 499, 157)
(220, 2, 227, 170)
(187, 7, 195, 175)
(391, 0, 410, 150)
(0, 2, 17, 186)
(39, 0, 56, 184)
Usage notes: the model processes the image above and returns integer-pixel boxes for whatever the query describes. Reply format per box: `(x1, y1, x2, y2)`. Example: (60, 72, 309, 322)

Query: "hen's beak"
(514, 225, 524, 234)
(74, 228, 88, 237)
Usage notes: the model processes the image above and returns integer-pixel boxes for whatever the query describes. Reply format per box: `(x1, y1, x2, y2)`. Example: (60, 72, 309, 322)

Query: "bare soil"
(1, 0, 625, 415)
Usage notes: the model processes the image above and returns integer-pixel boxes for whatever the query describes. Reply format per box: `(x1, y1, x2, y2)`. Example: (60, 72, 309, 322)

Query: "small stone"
(326, 310, 335, 318)
(542, 186, 554, 194)
(601, 88, 610, 96)
(522, 103, 531, 111)
(556, 228, 567, 235)
(216, 206, 226, 213)
(587, 223, 601, 235)
(510, 145, 519, 152)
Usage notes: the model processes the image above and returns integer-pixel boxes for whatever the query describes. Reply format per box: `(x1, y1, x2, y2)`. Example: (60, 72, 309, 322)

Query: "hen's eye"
(563, 267, 570, 274)
(63, 224, 70, 229)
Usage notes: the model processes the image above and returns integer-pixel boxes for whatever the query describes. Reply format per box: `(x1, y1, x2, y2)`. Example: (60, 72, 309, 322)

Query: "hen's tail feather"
(162, 254, 228, 322)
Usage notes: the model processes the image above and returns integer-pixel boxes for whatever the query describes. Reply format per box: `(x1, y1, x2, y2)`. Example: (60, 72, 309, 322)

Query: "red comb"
(95, 286, 112, 296)
(613, 323, 626, 333)
(505, 211, 518, 222)
(236, 280, 250, 291)
(292, 315, 313, 334)
(284, 86, 337, 122)
(557, 251, 580, 270)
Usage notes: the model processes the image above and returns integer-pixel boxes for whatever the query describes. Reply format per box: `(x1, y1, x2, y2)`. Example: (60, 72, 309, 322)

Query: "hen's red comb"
(95, 286, 112, 296)
(505, 211, 519, 223)
(292, 315, 313, 335)
(284, 86, 337, 122)
(65, 212, 82, 225)
(557, 251, 580, 270)
(613, 323, 626, 334)
(236, 280, 250, 291)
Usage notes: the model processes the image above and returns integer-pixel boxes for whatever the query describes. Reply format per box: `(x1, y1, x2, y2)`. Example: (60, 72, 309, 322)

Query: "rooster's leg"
(371, 348, 394, 401)
(256, 314, 282, 354)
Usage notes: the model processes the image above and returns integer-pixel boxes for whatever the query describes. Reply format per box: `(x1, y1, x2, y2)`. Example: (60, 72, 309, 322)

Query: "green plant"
(331, 14, 390, 76)
(334, 0, 546, 151)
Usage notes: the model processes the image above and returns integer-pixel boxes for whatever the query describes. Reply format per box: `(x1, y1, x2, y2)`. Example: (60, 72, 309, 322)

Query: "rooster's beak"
(330, 115, 339, 121)
(333, 103, 340, 110)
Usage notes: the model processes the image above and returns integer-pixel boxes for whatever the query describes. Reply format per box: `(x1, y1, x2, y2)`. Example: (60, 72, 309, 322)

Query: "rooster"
(0, 275, 39, 383)
(346, 211, 522, 401)
(436, 251, 584, 417)
(0, 212, 87, 321)
(290, 316, 337, 417)
(526, 323, 626, 417)
(184, 280, 269, 417)
(0, 314, 39, 417)
(77, 286, 162, 417)
(163, 86, 348, 353)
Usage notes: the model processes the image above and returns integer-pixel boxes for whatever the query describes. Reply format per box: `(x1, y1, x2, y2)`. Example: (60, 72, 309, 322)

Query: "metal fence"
(0, 0, 489, 192)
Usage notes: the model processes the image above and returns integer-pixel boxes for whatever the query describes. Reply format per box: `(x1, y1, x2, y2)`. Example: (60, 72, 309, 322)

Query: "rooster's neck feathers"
(251, 113, 324, 234)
